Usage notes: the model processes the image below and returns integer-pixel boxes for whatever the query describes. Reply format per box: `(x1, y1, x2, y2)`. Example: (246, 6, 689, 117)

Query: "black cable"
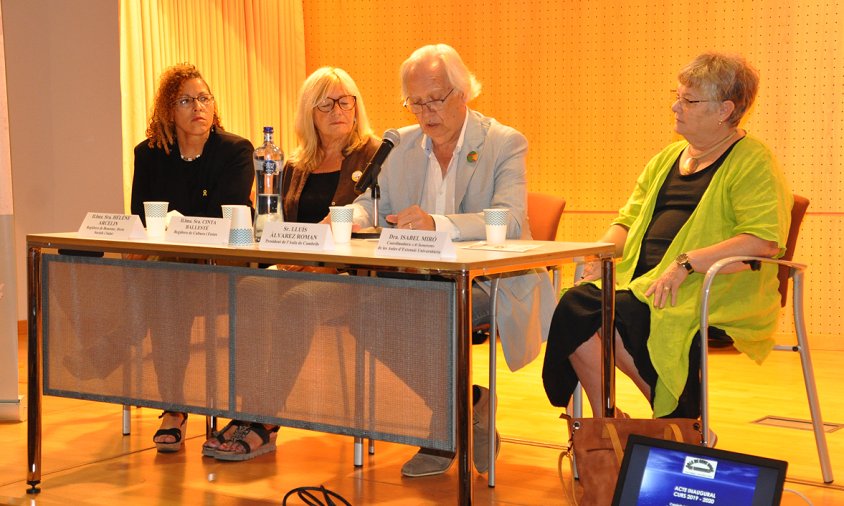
(282, 485, 352, 506)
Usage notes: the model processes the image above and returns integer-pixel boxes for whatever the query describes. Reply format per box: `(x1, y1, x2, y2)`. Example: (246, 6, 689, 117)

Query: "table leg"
(26, 246, 42, 494)
(600, 256, 616, 418)
(456, 271, 473, 505)
(487, 277, 499, 488)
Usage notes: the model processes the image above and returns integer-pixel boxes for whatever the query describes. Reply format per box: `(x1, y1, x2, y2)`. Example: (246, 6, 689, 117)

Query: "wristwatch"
(675, 253, 694, 274)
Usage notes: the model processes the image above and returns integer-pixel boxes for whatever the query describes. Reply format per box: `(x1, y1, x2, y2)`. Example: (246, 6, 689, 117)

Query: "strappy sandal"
(201, 420, 246, 457)
(214, 423, 279, 461)
(154, 411, 188, 453)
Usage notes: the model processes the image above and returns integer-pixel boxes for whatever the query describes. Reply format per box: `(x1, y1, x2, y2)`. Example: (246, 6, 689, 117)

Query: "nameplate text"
(77, 212, 145, 240)
(376, 229, 456, 259)
(259, 221, 334, 251)
(166, 216, 229, 245)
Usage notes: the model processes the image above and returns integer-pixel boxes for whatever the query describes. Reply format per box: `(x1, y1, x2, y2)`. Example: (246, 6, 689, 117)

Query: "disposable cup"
(222, 204, 254, 245)
(484, 208, 509, 245)
(329, 205, 354, 244)
(143, 201, 169, 238)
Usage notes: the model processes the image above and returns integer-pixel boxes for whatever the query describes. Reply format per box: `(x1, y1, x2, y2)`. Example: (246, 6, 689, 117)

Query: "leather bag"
(561, 413, 703, 506)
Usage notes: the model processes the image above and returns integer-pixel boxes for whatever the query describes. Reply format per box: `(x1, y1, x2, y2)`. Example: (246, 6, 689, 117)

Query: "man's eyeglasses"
(404, 88, 454, 114)
(173, 94, 214, 109)
(315, 95, 356, 113)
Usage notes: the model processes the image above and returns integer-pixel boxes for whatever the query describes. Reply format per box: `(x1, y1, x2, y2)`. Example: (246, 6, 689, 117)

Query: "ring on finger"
(663, 286, 670, 291)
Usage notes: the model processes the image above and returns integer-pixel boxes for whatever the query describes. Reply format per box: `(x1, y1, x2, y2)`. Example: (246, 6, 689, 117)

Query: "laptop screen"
(612, 434, 787, 506)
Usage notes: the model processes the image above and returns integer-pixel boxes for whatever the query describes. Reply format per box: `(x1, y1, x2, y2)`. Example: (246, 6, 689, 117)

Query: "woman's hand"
(576, 261, 602, 285)
(644, 262, 689, 308)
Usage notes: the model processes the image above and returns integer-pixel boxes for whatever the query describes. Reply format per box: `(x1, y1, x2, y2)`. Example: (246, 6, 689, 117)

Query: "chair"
(485, 192, 566, 486)
(700, 194, 833, 483)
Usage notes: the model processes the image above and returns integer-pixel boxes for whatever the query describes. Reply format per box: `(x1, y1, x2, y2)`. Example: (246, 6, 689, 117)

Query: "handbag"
(561, 413, 703, 506)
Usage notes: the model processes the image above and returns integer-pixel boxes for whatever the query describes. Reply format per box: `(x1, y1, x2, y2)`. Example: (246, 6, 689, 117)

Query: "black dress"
(542, 142, 738, 418)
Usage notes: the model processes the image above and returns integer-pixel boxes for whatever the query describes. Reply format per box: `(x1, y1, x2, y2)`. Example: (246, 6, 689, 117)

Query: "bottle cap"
(263, 126, 274, 133)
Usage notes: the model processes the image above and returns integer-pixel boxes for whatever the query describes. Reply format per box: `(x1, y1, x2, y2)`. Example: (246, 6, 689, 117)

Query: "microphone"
(354, 129, 401, 193)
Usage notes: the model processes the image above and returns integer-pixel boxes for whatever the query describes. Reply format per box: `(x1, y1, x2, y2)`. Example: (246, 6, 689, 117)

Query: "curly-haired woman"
(130, 63, 254, 453)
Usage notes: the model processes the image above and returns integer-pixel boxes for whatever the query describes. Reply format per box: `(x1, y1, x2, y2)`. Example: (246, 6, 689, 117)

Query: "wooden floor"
(1, 332, 843, 505)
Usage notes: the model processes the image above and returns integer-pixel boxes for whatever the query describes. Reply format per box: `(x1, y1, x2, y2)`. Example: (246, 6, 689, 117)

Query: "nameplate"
(376, 229, 456, 259)
(77, 212, 145, 240)
(166, 216, 229, 245)
(259, 221, 335, 251)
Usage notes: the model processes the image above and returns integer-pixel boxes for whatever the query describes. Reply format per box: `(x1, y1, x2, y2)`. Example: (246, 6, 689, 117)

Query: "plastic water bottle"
(253, 126, 284, 240)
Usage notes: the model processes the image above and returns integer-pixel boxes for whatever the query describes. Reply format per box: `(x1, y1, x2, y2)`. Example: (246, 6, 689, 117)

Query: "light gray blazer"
(353, 109, 555, 371)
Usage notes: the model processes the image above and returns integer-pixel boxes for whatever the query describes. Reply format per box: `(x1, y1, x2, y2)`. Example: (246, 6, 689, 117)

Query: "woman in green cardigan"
(542, 53, 792, 419)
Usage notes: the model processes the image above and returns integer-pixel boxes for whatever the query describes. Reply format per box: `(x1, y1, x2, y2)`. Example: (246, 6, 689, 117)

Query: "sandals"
(214, 423, 279, 461)
(201, 420, 246, 457)
(153, 411, 188, 453)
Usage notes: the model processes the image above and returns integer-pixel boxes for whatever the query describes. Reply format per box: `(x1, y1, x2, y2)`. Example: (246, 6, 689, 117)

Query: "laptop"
(611, 434, 788, 506)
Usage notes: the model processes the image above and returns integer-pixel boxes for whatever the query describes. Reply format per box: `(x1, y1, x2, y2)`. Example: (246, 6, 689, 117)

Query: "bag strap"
(603, 421, 685, 463)
(664, 423, 683, 442)
(602, 423, 625, 464)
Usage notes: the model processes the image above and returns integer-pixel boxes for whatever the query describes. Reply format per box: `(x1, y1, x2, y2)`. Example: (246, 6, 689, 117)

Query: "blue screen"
(637, 446, 759, 505)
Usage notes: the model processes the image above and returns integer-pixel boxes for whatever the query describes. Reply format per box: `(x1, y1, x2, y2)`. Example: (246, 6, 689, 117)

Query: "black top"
(633, 141, 739, 277)
(281, 138, 379, 222)
(131, 128, 255, 225)
(296, 171, 342, 223)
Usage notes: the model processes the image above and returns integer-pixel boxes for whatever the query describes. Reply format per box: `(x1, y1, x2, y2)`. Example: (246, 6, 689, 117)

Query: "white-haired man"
(352, 43, 555, 477)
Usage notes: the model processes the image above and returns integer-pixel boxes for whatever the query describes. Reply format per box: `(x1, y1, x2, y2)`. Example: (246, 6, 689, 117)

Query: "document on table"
(461, 241, 542, 252)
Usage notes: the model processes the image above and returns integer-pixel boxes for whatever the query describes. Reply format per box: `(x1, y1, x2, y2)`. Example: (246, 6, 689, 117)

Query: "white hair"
(400, 44, 482, 102)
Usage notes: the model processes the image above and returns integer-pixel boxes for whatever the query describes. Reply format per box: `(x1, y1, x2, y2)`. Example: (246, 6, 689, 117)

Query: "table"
(26, 232, 615, 504)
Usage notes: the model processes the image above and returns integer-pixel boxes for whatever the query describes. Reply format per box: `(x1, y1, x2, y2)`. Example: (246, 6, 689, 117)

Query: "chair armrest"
(700, 255, 806, 334)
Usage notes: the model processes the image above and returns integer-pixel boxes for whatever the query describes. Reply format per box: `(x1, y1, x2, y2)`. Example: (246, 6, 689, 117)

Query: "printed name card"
(77, 212, 145, 239)
(376, 229, 456, 259)
(166, 216, 229, 245)
(259, 221, 334, 251)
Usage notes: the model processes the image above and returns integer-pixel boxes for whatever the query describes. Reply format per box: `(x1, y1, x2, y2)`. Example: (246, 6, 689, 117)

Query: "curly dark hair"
(145, 63, 224, 153)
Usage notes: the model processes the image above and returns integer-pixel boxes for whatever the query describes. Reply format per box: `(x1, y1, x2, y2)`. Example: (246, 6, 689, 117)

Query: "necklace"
(681, 130, 738, 175)
(180, 153, 201, 162)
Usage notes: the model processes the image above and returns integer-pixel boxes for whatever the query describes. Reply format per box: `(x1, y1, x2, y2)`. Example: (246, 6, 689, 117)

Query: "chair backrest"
(777, 194, 809, 307)
(527, 192, 566, 241)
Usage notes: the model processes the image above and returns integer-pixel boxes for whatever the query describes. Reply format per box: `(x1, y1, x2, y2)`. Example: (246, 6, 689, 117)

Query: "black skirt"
(541, 284, 707, 418)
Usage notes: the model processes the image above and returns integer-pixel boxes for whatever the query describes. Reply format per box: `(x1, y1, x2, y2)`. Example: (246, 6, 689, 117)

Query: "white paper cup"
(144, 201, 169, 238)
(222, 204, 254, 245)
(329, 205, 354, 244)
(484, 208, 509, 245)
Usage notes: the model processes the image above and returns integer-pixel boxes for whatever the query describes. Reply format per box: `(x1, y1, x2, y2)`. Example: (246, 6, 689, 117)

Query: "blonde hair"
(145, 63, 223, 154)
(288, 67, 375, 173)
(400, 44, 482, 103)
(678, 52, 759, 127)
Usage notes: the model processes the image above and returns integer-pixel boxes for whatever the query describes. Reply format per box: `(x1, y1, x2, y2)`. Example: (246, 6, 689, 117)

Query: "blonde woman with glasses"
(204, 67, 379, 462)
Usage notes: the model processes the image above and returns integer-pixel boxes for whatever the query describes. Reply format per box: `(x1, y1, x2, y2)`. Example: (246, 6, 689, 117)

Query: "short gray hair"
(678, 52, 760, 127)
(400, 44, 482, 102)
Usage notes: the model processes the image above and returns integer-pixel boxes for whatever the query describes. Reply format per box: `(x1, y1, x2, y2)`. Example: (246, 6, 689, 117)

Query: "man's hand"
(386, 205, 435, 230)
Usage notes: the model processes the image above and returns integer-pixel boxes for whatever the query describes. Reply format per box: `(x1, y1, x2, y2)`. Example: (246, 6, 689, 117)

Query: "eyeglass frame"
(403, 88, 455, 114)
(671, 89, 715, 109)
(314, 95, 357, 113)
(173, 94, 215, 109)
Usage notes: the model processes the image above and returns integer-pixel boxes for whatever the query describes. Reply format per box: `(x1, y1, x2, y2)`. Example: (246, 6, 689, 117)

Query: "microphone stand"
(352, 170, 383, 239)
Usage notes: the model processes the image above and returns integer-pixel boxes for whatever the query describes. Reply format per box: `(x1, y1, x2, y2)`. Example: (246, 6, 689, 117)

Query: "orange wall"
(302, 0, 843, 349)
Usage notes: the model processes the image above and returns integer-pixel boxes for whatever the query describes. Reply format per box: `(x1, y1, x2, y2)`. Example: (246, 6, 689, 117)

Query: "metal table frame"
(26, 232, 615, 504)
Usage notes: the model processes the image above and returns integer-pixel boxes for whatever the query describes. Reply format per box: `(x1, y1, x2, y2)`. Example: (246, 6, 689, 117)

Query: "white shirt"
(420, 110, 469, 240)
